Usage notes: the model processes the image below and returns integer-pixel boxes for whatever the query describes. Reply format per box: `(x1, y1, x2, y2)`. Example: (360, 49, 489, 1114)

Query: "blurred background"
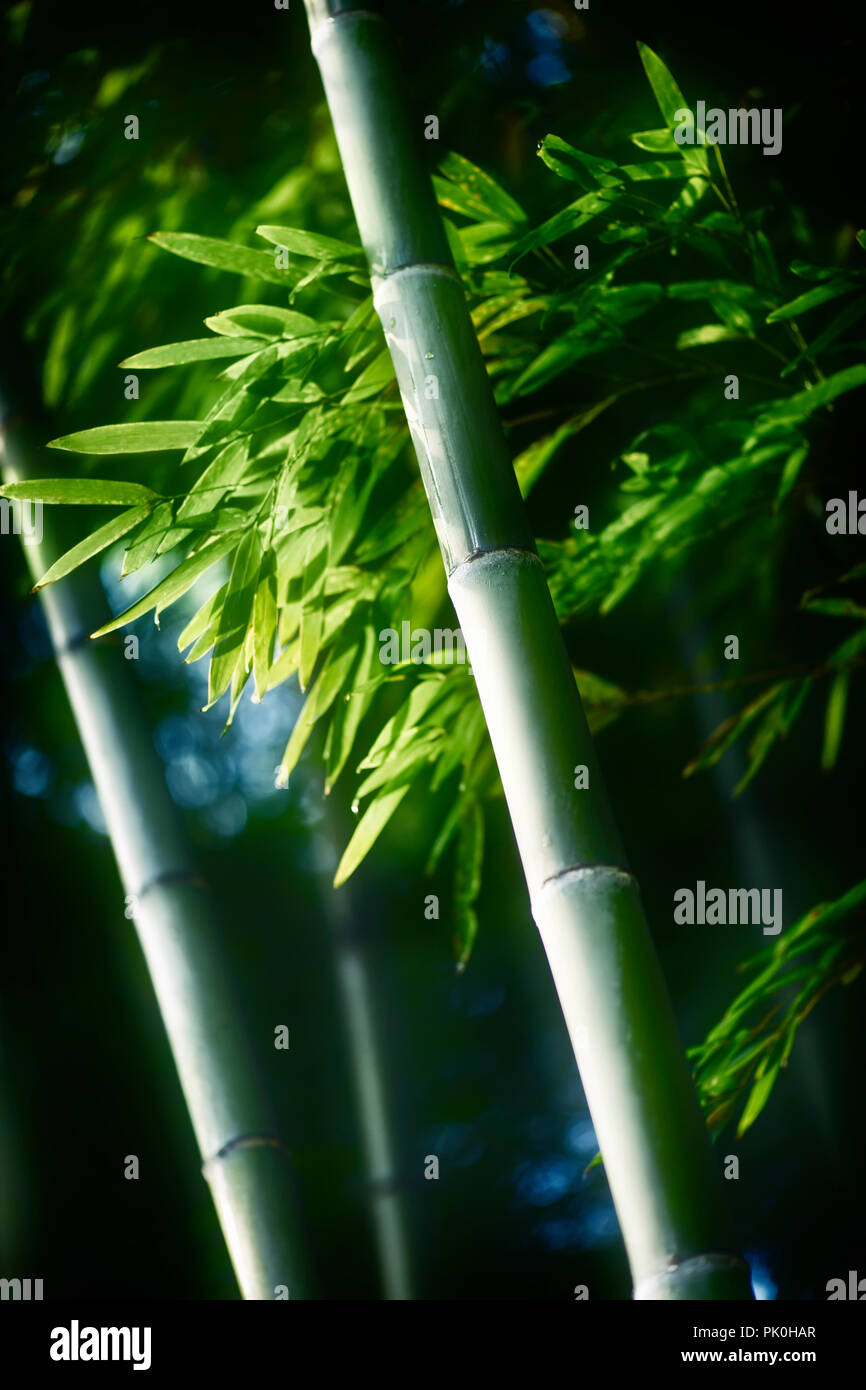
(1, 0, 863, 1299)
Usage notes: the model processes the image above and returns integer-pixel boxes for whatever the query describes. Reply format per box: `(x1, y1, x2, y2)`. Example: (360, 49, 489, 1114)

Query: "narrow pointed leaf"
(1, 478, 158, 505)
(47, 422, 201, 454)
(91, 535, 238, 636)
(33, 505, 152, 590)
(119, 338, 264, 368)
(333, 785, 410, 887)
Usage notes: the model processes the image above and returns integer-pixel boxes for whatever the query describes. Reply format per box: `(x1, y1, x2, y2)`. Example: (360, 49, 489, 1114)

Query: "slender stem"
(304, 0, 753, 1299)
(1, 407, 312, 1300)
(312, 820, 414, 1299)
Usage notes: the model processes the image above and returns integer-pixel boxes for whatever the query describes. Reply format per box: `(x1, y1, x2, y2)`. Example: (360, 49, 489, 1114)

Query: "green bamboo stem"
(1, 410, 311, 1300)
(304, 0, 752, 1299)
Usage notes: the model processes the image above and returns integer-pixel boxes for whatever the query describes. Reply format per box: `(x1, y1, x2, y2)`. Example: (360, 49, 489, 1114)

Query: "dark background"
(1, 0, 863, 1299)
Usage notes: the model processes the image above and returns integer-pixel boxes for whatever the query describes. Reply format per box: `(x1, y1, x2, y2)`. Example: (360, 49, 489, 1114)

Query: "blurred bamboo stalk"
(313, 824, 413, 1299)
(303, 0, 752, 1300)
(1, 403, 312, 1300)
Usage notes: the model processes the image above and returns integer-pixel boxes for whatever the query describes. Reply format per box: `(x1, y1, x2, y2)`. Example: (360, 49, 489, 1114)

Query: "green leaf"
(683, 685, 784, 778)
(766, 277, 861, 322)
(615, 160, 692, 182)
(0, 478, 158, 505)
(47, 422, 201, 454)
(204, 305, 326, 339)
(325, 625, 379, 791)
(749, 364, 866, 440)
(277, 641, 360, 787)
(177, 582, 227, 660)
(737, 1062, 781, 1137)
(91, 534, 238, 636)
(333, 785, 410, 887)
(122, 501, 174, 576)
(148, 232, 295, 286)
(774, 443, 809, 508)
(435, 152, 527, 223)
(455, 798, 484, 907)
(252, 550, 277, 700)
(629, 128, 679, 153)
(821, 670, 849, 771)
(255, 224, 364, 262)
(780, 295, 866, 379)
(343, 348, 395, 404)
(636, 42, 709, 175)
(119, 338, 264, 369)
(207, 529, 262, 707)
(32, 505, 152, 590)
(675, 324, 743, 350)
(534, 135, 620, 192)
(507, 190, 618, 263)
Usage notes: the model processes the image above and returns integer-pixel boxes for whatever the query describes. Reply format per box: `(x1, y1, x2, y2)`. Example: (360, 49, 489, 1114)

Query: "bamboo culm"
(303, 0, 752, 1299)
(313, 822, 413, 1299)
(1, 410, 311, 1301)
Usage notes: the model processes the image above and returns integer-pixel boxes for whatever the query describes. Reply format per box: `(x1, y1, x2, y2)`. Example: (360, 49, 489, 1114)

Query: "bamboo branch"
(1, 405, 312, 1300)
(303, 0, 753, 1299)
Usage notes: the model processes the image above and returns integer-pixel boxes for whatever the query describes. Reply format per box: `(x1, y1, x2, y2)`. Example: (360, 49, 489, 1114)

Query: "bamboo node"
(202, 1134, 287, 1175)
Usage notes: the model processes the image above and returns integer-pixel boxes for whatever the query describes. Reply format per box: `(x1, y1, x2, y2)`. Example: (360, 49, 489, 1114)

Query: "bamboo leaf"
(534, 135, 620, 191)
(675, 324, 743, 350)
(343, 348, 395, 404)
(119, 338, 264, 368)
(178, 582, 228, 660)
(629, 128, 679, 153)
(1, 478, 158, 505)
(636, 42, 709, 175)
(205, 305, 327, 339)
(121, 501, 174, 576)
(774, 444, 809, 508)
(252, 550, 277, 700)
(333, 785, 410, 887)
(507, 189, 618, 264)
(615, 160, 692, 182)
(821, 670, 849, 771)
(148, 231, 295, 285)
(32, 505, 152, 589)
(766, 277, 860, 322)
(207, 529, 262, 707)
(325, 624, 379, 792)
(255, 224, 364, 262)
(736, 1062, 781, 1138)
(91, 535, 238, 636)
(779, 295, 866, 379)
(47, 422, 201, 454)
(435, 151, 527, 223)
(748, 364, 866, 440)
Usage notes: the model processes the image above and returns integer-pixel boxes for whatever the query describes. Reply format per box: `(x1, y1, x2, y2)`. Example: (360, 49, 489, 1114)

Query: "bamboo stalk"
(313, 826, 413, 1299)
(303, 0, 752, 1299)
(1, 407, 312, 1301)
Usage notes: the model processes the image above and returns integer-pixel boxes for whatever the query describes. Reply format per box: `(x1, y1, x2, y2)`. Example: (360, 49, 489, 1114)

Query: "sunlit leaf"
(1, 478, 158, 505)
(333, 785, 410, 887)
(91, 535, 238, 636)
(47, 422, 201, 454)
(119, 338, 264, 368)
(32, 504, 152, 589)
